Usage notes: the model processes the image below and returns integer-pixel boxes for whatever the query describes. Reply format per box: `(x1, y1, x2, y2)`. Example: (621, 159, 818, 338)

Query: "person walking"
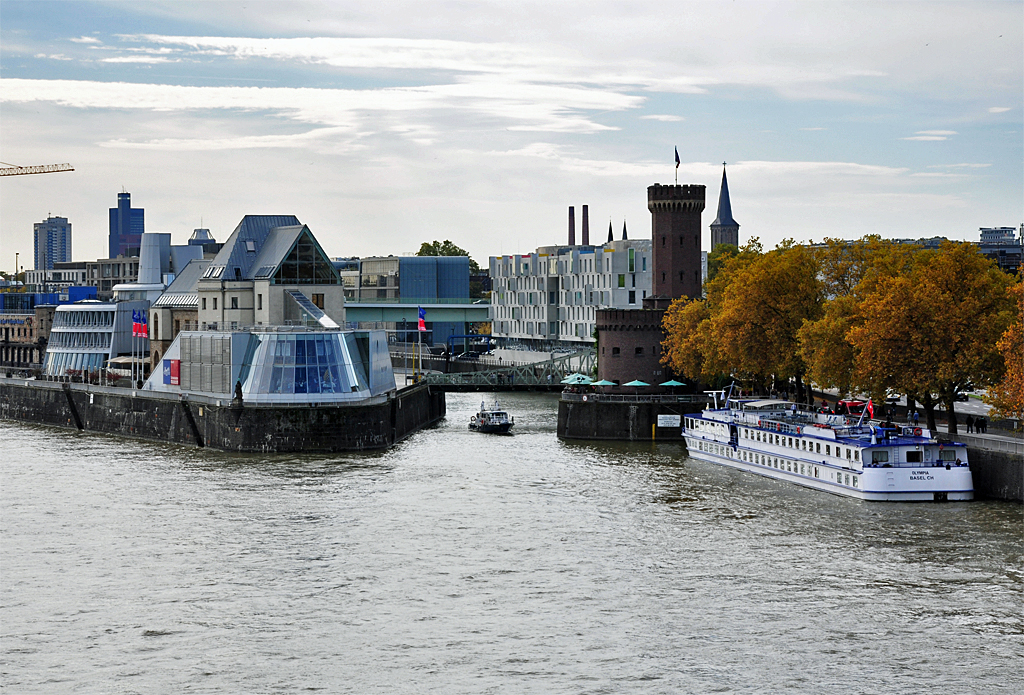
(912, 410, 919, 427)
(965, 415, 974, 433)
(977, 417, 986, 434)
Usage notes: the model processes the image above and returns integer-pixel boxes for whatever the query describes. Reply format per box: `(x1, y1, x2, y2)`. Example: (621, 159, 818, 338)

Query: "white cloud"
(69, 36, 101, 44)
(903, 130, 957, 141)
(0, 77, 642, 137)
(101, 56, 177, 64)
(640, 115, 684, 122)
(800, 127, 825, 131)
(926, 163, 991, 169)
(989, 106, 1012, 113)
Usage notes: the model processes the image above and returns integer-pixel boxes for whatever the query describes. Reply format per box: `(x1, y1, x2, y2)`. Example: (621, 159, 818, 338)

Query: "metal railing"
(561, 392, 709, 404)
(420, 349, 595, 388)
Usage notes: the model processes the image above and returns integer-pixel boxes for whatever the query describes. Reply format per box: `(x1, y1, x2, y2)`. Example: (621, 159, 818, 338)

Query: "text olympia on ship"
(683, 390, 973, 501)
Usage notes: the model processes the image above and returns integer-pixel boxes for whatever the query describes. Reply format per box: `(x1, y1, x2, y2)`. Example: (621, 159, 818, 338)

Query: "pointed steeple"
(607, 220, 614, 243)
(710, 163, 740, 251)
(622, 220, 628, 240)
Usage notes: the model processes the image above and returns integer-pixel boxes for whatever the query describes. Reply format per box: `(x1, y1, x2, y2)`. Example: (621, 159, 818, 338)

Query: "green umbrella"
(623, 379, 649, 387)
(591, 379, 616, 386)
(561, 373, 593, 385)
(659, 379, 686, 387)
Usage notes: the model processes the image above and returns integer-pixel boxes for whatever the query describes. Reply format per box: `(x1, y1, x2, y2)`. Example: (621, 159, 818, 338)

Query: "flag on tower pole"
(674, 146, 680, 183)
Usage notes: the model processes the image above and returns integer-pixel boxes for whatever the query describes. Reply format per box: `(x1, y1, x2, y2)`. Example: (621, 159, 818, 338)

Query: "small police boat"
(469, 401, 514, 434)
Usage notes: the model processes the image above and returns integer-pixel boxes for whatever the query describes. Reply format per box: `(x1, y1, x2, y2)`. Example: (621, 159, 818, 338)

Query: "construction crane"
(0, 162, 74, 177)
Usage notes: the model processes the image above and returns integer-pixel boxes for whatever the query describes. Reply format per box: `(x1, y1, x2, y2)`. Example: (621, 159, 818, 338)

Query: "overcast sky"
(1, 0, 1021, 271)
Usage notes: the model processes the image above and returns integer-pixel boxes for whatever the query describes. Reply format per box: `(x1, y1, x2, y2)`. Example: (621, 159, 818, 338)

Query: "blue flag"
(674, 146, 680, 168)
(418, 306, 426, 331)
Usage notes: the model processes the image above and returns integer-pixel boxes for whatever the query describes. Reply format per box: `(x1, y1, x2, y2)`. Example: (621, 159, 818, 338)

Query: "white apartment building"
(489, 239, 652, 347)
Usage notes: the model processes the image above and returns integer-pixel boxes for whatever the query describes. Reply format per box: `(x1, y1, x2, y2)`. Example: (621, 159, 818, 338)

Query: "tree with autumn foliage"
(985, 280, 1024, 423)
(845, 242, 1014, 433)
(662, 239, 822, 395)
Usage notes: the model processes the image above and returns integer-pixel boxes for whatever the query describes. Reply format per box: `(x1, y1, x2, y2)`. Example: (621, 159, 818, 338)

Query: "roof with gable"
(153, 258, 211, 308)
(204, 215, 302, 281)
(711, 166, 739, 228)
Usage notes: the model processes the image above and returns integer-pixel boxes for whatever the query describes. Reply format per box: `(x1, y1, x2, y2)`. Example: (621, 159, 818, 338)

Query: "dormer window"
(245, 240, 256, 252)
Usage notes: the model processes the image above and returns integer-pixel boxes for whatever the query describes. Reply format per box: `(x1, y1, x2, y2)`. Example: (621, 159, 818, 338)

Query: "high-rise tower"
(33, 215, 71, 270)
(108, 191, 145, 258)
(648, 183, 705, 300)
(710, 164, 739, 251)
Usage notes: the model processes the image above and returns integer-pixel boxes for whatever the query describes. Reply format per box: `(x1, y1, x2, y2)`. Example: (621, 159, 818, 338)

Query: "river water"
(2, 392, 1021, 694)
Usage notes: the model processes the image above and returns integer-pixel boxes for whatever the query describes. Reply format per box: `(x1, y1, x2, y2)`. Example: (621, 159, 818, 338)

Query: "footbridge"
(415, 349, 596, 391)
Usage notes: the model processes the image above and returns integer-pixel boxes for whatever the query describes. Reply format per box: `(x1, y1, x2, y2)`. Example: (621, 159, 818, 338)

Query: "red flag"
(866, 398, 874, 419)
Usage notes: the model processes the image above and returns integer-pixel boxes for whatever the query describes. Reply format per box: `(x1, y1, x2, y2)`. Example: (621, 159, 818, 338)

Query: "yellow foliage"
(985, 281, 1024, 422)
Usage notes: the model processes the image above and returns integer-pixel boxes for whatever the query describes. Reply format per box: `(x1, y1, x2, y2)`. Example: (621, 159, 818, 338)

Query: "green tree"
(706, 243, 738, 282)
(417, 240, 481, 274)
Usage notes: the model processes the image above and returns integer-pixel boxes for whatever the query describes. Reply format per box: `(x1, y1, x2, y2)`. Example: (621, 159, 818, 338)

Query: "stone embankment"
(0, 377, 444, 453)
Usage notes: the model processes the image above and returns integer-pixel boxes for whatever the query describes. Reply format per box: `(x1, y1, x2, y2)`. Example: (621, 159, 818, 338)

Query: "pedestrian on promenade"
(913, 411, 920, 427)
(978, 417, 987, 434)
(965, 415, 974, 433)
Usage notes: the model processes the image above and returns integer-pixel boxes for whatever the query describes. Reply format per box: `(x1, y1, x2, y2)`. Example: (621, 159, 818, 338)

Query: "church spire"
(621, 219, 628, 240)
(607, 219, 614, 243)
(710, 163, 740, 251)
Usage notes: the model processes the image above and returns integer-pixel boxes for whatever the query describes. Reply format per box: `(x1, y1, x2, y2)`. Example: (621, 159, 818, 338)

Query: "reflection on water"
(2, 392, 1021, 694)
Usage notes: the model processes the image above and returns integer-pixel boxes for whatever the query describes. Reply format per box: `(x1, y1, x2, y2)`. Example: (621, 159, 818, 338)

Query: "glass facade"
(272, 231, 340, 285)
(240, 332, 370, 395)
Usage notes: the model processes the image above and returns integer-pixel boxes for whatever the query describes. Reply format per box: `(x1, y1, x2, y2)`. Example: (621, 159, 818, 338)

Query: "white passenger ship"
(684, 391, 973, 501)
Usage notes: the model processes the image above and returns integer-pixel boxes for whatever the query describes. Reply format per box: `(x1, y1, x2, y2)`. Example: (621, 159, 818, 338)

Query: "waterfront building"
(41, 299, 149, 378)
(144, 327, 396, 404)
(33, 216, 72, 270)
(108, 191, 145, 259)
(196, 215, 346, 331)
(334, 255, 471, 345)
(489, 206, 652, 348)
(709, 165, 740, 252)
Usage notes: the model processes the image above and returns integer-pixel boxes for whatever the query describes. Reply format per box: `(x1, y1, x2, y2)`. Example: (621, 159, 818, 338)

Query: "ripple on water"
(2, 395, 1022, 694)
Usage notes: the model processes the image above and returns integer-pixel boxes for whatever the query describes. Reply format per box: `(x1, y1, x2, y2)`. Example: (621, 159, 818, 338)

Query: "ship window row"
(739, 427, 860, 462)
(54, 310, 115, 328)
(690, 436, 862, 489)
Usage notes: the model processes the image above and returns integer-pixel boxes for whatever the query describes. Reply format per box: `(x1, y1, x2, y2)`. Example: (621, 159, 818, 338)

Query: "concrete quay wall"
(557, 397, 705, 442)
(0, 377, 445, 453)
(937, 433, 1022, 502)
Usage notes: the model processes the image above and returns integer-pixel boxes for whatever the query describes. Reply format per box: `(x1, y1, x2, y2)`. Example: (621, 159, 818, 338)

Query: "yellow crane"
(0, 162, 74, 176)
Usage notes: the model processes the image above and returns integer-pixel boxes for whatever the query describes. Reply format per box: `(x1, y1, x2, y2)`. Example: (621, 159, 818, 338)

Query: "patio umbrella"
(561, 373, 593, 385)
(591, 379, 616, 386)
(623, 379, 649, 395)
(659, 380, 685, 387)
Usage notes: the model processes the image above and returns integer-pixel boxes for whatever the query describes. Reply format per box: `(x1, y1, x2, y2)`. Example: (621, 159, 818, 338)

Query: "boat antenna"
(725, 381, 736, 406)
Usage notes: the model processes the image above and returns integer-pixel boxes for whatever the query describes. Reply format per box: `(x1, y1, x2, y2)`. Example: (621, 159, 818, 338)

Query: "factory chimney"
(568, 206, 576, 245)
(582, 205, 590, 245)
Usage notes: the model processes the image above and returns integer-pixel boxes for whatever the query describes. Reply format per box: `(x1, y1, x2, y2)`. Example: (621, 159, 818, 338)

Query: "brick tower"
(648, 183, 705, 300)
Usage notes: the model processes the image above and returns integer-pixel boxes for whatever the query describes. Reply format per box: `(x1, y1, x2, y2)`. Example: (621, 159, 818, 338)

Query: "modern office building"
(334, 255, 471, 344)
(33, 216, 72, 270)
(489, 207, 653, 348)
(25, 261, 89, 293)
(108, 191, 145, 258)
(709, 165, 740, 252)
